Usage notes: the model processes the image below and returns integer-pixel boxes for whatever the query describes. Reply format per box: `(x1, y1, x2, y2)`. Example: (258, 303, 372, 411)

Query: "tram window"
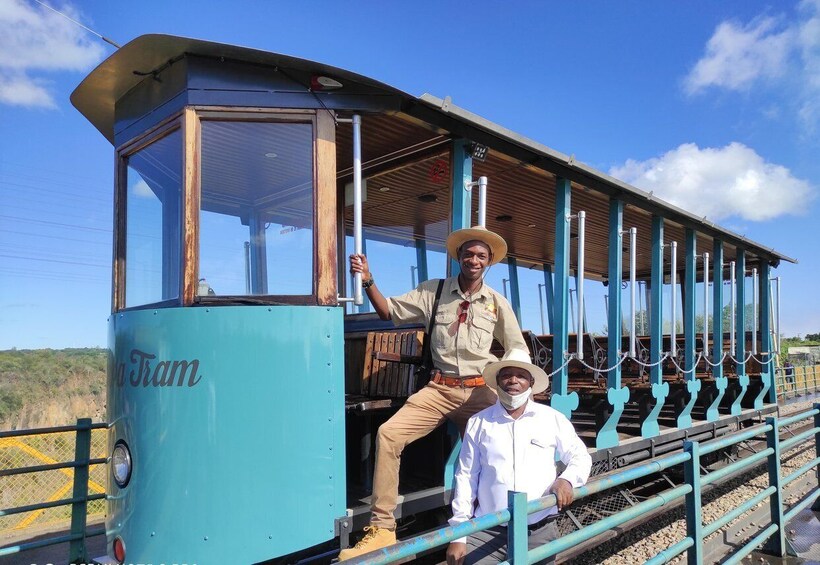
(124, 129, 182, 307)
(199, 120, 314, 297)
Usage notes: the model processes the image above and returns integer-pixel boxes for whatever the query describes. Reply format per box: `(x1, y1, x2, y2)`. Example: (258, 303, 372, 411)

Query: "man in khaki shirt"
(339, 226, 527, 560)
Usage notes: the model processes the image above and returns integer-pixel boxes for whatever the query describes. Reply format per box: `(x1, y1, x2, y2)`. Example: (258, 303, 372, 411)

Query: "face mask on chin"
(497, 388, 531, 410)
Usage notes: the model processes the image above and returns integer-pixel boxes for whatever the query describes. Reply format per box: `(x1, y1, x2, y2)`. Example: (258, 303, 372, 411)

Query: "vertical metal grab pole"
(703, 252, 710, 358)
(752, 268, 758, 354)
(352, 115, 363, 305)
(629, 227, 637, 358)
(477, 176, 488, 227)
(730, 260, 736, 354)
(671, 241, 678, 359)
(577, 211, 586, 360)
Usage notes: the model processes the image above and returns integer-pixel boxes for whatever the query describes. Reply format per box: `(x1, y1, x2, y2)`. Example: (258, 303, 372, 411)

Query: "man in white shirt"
(446, 349, 592, 565)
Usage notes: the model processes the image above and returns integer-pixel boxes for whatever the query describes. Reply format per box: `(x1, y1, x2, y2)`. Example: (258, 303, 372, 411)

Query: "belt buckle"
(460, 378, 466, 389)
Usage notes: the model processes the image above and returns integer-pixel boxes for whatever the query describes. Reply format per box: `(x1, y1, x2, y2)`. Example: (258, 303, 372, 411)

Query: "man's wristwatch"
(362, 277, 375, 289)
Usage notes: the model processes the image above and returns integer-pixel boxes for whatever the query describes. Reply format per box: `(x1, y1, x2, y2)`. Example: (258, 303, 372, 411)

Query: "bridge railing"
(349, 404, 820, 564)
(0, 418, 108, 563)
(775, 365, 820, 400)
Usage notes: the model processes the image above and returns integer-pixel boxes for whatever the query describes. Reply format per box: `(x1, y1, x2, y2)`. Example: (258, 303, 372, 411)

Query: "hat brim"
(446, 227, 507, 266)
(483, 359, 549, 395)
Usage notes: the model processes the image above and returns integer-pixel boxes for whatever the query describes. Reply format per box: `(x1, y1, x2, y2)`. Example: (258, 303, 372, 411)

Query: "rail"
(775, 364, 820, 400)
(348, 404, 820, 564)
(0, 418, 108, 563)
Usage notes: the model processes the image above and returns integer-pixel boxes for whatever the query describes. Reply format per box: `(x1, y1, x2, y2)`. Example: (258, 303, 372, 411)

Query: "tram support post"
(678, 229, 700, 428)
(708, 240, 727, 419)
(449, 140, 473, 276)
(763, 416, 787, 556)
(415, 239, 428, 284)
(757, 262, 774, 406)
(643, 215, 668, 438)
(732, 250, 749, 415)
(507, 257, 522, 322)
(551, 177, 577, 419)
(598, 198, 629, 449)
(683, 441, 703, 565)
(542, 263, 554, 334)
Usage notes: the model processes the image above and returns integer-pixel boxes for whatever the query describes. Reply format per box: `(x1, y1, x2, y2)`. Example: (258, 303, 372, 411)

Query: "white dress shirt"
(449, 399, 592, 543)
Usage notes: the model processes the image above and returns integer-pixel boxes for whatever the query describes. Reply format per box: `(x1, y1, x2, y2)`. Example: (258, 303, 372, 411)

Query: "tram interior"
(329, 111, 774, 514)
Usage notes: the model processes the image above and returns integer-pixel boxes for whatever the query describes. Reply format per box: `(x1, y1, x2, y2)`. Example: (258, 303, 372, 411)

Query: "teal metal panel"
(415, 239, 429, 284)
(732, 251, 749, 415)
(599, 199, 628, 449)
(106, 306, 346, 564)
(708, 240, 726, 420)
(507, 257, 521, 321)
(551, 177, 578, 419)
(757, 262, 773, 406)
(449, 140, 472, 276)
(643, 216, 668, 438)
(677, 229, 700, 429)
(542, 263, 554, 333)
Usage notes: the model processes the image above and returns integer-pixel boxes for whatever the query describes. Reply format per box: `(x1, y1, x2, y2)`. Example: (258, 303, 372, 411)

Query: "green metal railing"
(0, 418, 108, 563)
(349, 404, 820, 564)
(776, 365, 820, 400)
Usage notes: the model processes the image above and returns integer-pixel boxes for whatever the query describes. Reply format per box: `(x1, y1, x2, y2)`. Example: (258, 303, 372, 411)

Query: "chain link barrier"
(0, 428, 107, 536)
(573, 351, 630, 374)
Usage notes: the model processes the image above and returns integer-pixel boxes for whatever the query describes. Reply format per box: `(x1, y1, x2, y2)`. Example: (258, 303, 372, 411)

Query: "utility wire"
(29, 0, 121, 49)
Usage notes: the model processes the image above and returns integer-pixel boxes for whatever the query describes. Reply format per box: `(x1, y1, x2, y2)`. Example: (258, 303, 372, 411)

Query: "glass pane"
(199, 121, 314, 296)
(125, 130, 182, 307)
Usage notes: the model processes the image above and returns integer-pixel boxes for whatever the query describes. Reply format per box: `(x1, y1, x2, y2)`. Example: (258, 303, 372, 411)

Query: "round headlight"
(112, 440, 132, 488)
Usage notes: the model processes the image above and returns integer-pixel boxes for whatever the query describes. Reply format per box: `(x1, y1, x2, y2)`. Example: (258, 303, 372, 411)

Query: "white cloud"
(684, 17, 794, 95)
(0, 0, 106, 108)
(0, 70, 55, 107)
(133, 179, 154, 198)
(610, 142, 815, 221)
(684, 1, 820, 133)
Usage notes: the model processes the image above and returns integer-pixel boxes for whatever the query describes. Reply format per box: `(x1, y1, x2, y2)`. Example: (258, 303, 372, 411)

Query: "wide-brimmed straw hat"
(445, 226, 507, 266)
(483, 348, 548, 394)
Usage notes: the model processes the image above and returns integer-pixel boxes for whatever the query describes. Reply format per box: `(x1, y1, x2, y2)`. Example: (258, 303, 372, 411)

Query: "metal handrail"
(351, 404, 820, 564)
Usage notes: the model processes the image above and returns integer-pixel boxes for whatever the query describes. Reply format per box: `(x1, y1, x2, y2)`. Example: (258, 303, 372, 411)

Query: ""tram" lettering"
(114, 349, 203, 388)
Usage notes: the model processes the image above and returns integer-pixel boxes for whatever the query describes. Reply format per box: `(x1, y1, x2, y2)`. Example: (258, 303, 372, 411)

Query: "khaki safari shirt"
(387, 276, 527, 377)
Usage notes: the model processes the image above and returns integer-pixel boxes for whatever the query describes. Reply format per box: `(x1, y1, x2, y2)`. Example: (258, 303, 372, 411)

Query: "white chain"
(633, 352, 670, 368)
(668, 352, 704, 375)
(728, 351, 754, 366)
(545, 357, 573, 379)
(702, 351, 728, 368)
(574, 351, 630, 374)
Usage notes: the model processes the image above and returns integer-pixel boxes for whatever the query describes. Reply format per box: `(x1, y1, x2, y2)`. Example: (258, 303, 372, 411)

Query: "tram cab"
(71, 35, 791, 564)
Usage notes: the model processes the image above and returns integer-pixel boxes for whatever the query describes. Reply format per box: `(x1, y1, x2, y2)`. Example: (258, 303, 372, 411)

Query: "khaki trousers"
(370, 381, 497, 530)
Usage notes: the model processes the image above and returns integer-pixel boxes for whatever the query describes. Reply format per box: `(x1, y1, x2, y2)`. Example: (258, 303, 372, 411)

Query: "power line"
(29, 0, 121, 49)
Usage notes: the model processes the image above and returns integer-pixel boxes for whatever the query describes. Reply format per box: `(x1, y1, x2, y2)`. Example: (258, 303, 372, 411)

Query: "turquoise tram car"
(70, 35, 794, 564)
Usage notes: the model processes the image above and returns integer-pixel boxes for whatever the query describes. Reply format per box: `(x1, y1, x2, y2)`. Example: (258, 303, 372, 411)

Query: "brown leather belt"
(431, 370, 485, 388)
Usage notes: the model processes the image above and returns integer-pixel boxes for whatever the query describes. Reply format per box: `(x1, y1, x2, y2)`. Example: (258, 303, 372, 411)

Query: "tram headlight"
(112, 440, 132, 488)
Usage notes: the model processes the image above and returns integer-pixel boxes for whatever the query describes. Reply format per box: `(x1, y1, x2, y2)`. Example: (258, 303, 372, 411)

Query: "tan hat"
(483, 348, 548, 394)
(446, 226, 507, 266)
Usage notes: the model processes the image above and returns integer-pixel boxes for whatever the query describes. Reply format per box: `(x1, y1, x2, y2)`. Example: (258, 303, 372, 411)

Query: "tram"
(70, 35, 793, 564)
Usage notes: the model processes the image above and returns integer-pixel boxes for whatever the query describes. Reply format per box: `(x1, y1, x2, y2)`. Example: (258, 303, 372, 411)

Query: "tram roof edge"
(70, 33, 410, 145)
(70, 34, 797, 267)
(416, 94, 797, 267)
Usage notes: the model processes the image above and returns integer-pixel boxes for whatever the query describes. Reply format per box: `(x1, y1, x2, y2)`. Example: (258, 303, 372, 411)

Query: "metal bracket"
(334, 510, 354, 549)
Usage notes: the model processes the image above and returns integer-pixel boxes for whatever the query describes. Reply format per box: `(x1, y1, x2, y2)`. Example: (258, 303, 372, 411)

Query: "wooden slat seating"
(361, 329, 425, 398)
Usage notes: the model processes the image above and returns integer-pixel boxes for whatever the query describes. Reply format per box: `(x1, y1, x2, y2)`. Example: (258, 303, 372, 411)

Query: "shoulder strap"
(420, 279, 445, 368)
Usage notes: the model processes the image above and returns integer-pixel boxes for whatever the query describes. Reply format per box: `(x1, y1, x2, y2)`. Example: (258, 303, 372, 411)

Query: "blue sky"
(1, 0, 819, 349)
